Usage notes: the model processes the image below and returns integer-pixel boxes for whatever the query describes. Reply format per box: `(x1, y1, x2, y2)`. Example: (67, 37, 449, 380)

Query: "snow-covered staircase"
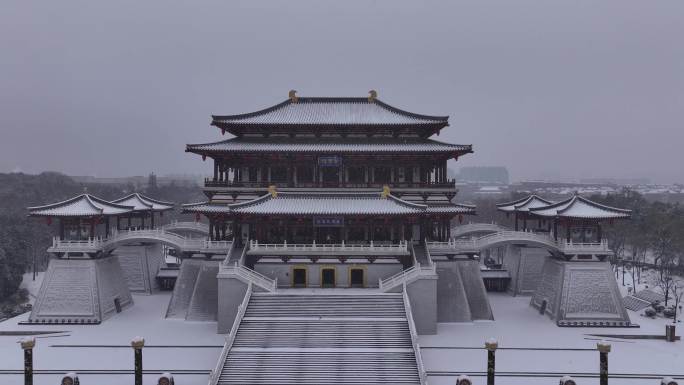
(213, 293, 423, 385)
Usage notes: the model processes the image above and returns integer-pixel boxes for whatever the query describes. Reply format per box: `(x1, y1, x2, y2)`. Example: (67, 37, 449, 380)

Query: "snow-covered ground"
(1, 275, 682, 385)
(0, 292, 221, 385)
(421, 293, 683, 384)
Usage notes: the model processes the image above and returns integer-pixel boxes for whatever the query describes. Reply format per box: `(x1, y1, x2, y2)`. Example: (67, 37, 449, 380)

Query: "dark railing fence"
(16, 335, 681, 384)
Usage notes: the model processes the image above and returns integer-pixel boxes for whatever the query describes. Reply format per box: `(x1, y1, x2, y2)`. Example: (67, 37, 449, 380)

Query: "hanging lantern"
(221, 128, 226, 136)
(458, 214, 463, 224)
(195, 213, 201, 222)
(202, 154, 207, 161)
(160, 211, 164, 217)
(46, 217, 52, 225)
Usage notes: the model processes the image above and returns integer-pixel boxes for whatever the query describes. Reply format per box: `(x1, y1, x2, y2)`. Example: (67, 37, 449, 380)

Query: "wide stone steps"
(216, 293, 420, 385)
(245, 294, 405, 318)
(233, 320, 411, 348)
(219, 351, 419, 384)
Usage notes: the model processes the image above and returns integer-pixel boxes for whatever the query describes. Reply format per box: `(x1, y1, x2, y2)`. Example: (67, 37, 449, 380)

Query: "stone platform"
(530, 259, 631, 327)
(27, 256, 133, 324)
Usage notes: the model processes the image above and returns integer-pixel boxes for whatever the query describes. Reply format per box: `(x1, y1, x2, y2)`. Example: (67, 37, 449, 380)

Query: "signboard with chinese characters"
(318, 155, 342, 167)
(313, 216, 344, 227)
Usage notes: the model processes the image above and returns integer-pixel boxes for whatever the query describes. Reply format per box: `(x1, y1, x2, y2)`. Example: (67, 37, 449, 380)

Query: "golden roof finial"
(268, 185, 278, 198)
(288, 90, 298, 103)
(368, 89, 377, 102)
(381, 185, 390, 198)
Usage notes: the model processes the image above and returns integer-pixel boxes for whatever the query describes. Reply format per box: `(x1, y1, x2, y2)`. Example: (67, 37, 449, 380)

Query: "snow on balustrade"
(219, 262, 277, 292)
(426, 230, 612, 256)
(379, 262, 436, 292)
(248, 239, 409, 255)
(49, 228, 232, 255)
(450, 222, 509, 238)
(402, 285, 428, 385)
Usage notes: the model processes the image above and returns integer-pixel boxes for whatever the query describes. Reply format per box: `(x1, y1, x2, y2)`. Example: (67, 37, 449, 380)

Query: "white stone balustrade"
(48, 229, 232, 255)
(247, 240, 410, 256)
(427, 230, 612, 257)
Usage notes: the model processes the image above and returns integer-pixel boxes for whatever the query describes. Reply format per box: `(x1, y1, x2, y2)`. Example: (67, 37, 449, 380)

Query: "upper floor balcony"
(204, 177, 457, 190)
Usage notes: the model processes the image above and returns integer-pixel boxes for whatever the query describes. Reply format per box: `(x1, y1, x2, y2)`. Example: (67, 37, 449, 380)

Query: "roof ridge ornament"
(368, 89, 377, 102)
(381, 185, 390, 198)
(268, 185, 278, 198)
(288, 90, 298, 103)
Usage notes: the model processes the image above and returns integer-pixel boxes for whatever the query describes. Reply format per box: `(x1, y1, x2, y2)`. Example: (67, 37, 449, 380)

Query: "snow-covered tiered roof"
(111, 193, 174, 212)
(212, 97, 448, 127)
(186, 137, 472, 156)
(183, 191, 474, 217)
(528, 194, 631, 220)
(496, 194, 553, 213)
(28, 194, 134, 217)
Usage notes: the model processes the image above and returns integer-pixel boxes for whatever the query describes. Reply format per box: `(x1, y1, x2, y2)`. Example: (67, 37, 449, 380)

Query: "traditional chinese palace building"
(183, 91, 475, 289)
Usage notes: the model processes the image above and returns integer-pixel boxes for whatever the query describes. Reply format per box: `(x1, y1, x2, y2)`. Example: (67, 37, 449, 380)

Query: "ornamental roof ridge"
(135, 193, 175, 210)
(111, 193, 154, 211)
(83, 194, 136, 213)
(528, 194, 631, 219)
(496, 194, 550, 208)
(28, 193, 134, 217)
(210, 96, 449, 126)
(556, 194, 632, 216)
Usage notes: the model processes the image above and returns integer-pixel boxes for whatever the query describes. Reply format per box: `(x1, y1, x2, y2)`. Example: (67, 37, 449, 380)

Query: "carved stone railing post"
(597, 340, 611, 385)
(20, 337, 35, 385)
(485, 338, 498, 385)
(131, 336, 145, 385)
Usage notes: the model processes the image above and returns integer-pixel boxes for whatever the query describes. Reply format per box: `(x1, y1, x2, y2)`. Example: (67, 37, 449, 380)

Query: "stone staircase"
(213, 293, 422, 385)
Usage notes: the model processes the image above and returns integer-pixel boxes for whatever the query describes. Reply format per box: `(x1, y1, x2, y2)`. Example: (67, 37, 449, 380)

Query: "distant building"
(69, 174, 202, 188)
(458, 166, 509, 185)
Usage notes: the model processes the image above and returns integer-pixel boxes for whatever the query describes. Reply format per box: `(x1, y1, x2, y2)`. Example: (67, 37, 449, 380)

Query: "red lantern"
(46, 217, 52, 225)
(221, 129, 226, 136)
(202, 154, 207, 161)
(195, 213, 201, 222)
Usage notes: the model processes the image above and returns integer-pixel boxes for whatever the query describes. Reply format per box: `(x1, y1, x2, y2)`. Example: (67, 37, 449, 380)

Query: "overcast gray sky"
(1, 0, 682, 183)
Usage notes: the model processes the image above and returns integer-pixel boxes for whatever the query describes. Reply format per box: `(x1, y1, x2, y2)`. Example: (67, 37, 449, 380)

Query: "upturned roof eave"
(210, 97, 449, 125)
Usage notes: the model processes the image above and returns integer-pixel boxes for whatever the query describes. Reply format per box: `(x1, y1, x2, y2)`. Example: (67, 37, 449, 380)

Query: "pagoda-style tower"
(496, 193, 633, 326)
(27, 194, 136, 324)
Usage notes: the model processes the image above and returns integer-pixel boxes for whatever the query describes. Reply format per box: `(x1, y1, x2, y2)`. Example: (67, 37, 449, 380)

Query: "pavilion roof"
(186, 137, 472, 156)
(496, 195, 553, 213)
(111, 193, 174, 212)
(528, 194, 631, 220)
(211, 97, 448, 128)
(28, 194, 134, 217)
(183, 192, 476, 217)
